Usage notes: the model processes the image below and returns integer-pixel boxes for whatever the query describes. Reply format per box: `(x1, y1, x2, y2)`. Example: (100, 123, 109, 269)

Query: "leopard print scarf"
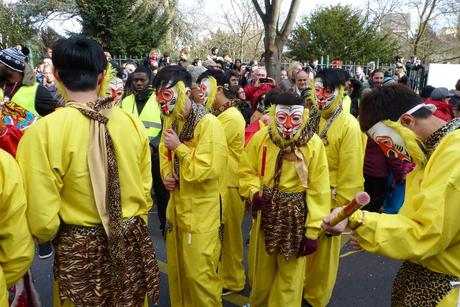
(70, 97, 126, 298)
(212, 99, 238, 117)
(423, 118, 460, 158)
(171, 102, 207, 177)
(261, 124, 313, 259)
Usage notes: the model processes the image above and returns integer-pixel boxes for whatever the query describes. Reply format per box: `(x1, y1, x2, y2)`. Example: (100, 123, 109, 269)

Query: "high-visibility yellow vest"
(121, 93, 162, 138)
(1, 83, 39, 116)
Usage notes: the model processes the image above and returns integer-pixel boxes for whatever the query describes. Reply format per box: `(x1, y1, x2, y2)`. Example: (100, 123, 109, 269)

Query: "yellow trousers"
(304, 234, 341, 307)
(166, 226, 223, 307)
(250, 230, 306, 307)
(218, 187, 246, 291)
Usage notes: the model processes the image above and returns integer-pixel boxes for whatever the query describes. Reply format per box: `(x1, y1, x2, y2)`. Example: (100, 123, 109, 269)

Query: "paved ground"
(31, 210, 401, 306)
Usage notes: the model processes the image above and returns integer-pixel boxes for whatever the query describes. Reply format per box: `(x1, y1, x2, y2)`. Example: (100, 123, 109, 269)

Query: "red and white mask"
(109, 78, 124, 105)
(199, 78, 211, 105)
(275, 105, 305, 140)
(315, 79, 339, 110)
(157, 85, 178, 115)
(367, 122, 411, 162)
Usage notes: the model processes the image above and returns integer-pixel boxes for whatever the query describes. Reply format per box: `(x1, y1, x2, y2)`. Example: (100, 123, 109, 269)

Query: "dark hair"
(349, 78, 362, 99)
(456, 79, 460, 91)
(359, 84, 429, 131)
(262, 89, 281, 108)
(197, 69, 235, 99)
(133, 66, 152, 82)
(163, 51, 170, 58)
(315, 68, 344, 90)
(152, 65, 191, 90)
(229, 70, 240, 79)
(420, 85, 435, 99)
(371, 69, 384, 78)
(52, 37, 107, 91)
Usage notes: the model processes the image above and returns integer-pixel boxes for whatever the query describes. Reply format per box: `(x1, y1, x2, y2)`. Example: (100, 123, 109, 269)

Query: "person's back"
(16, 37, 160, 307)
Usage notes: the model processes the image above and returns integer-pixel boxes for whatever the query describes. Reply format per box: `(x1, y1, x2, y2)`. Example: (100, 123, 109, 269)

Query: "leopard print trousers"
(391, 261, 458, 307)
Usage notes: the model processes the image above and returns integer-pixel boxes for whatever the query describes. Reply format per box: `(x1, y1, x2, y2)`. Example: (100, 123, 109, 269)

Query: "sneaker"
(38, 242, 54, 259)
(222, 288, 236, 296)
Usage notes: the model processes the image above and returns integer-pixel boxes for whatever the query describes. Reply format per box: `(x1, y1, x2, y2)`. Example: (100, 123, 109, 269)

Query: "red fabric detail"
(424, 99, 453, 122)
(0, 125, 23, 157)
(244, 120, 261, 146)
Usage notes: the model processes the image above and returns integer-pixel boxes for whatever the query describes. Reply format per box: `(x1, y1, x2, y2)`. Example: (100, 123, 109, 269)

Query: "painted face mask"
(315, 79, 338, 110)
(199, 78, 211, 105)
(275, 104, 305, 140)
(157, 85, 178, 116)
(367, 122, 411, 162)
(109, 77, 124, 105)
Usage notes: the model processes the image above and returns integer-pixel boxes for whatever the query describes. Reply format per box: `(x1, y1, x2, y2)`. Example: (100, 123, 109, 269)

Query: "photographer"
(243, 67, 277, 110)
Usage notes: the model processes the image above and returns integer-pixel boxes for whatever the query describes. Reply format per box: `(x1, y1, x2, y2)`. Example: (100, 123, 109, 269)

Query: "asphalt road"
(30, 210, 401, 306)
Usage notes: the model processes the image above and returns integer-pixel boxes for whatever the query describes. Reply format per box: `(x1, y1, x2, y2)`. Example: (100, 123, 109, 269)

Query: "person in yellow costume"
(323, 84, 460, 306)
(304, 68, 366, 307)
(154, 65, 228, 307)
(238, 92, 331, 307)
(16, 37, 160, 306)
(197, 69, 246, 295)
(0, 149, 34, 307)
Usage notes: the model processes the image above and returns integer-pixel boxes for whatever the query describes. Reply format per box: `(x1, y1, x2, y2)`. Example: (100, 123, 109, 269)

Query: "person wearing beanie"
(0, 47, 57, 117)
(197, 70, 246, 296)
(154, 65, 228, 306)
(425, 87, 454, 122)
(304, 68, 366, 307)
(238, 92, 330, 306)
(323, 84, 460, 306)
(16, 37, 160, 306)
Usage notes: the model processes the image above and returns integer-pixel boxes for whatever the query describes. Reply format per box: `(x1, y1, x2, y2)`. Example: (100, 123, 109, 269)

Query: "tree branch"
(252, 0, 266, 21)
(279, 0, 300, 41)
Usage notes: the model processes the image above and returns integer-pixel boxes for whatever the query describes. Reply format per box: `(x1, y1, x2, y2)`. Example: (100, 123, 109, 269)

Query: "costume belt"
(260, 186, 307, 260)
(54, 216, 160, 306)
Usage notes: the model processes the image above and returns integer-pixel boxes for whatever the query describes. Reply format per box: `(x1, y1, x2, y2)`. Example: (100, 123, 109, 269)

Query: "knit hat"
(186, 65, 207, 86)
(431, 87, 453, 100)
(273, 92, 304, 106)
(0, 48, 26, 73)
(202, 59, 217, 69)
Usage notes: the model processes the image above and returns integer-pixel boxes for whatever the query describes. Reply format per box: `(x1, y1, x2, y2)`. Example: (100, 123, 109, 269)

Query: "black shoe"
(38, 242, 53, 259)
(222, 288, 236, 296)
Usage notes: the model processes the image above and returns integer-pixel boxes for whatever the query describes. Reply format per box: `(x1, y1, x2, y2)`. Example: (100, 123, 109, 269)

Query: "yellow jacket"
(353, 130, 460, 277)
(16, 107, 153, 243)
(320, 111, 366, 208)
(237, 127, 331, 239)
(217, 107, 246, 188)
(0, 150, 34, 306)
(160, 114, 228, 233)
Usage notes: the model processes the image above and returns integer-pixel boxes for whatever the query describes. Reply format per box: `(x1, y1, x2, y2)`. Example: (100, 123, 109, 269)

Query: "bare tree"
(222, 0, 264, 61)
(252, 0, 301, 80)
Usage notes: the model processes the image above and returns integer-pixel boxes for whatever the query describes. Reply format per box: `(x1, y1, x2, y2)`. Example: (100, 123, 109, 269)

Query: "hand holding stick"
(319, 192, 370, 237)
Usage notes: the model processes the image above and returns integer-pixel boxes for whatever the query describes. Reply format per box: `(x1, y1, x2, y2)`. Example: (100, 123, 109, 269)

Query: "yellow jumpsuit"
(216, 107, 247, 291)
(304, 111, 365, 306)
(159, 113, 228, 307)
(0, 150, 34, 307)
(349, 130, 460, 306)
(15, 107, 153, 306)
(238, 127, 331, 307)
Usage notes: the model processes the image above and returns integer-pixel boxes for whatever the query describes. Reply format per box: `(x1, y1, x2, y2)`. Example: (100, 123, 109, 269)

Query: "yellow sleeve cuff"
(348, 209, 365, 230)
(175, 143, 190, 159)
